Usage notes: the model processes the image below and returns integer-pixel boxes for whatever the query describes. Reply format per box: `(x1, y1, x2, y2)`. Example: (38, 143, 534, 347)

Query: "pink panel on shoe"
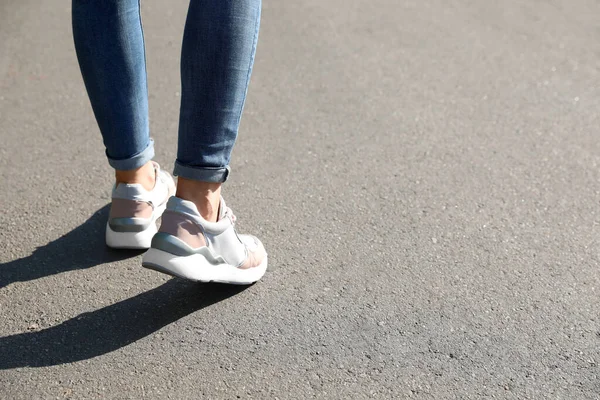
(110, 199, 153, 219)
(239, 239, 267, 270)
(159, 211, 207, 249)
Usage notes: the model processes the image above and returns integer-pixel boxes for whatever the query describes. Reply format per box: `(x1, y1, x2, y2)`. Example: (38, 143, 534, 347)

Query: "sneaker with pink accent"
(141, 196, 268, 285)
(106, 162, 175, 249)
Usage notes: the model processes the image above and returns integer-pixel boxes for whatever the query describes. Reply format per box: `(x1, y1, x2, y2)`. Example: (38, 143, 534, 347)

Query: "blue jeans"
(72, 0, 261, 182)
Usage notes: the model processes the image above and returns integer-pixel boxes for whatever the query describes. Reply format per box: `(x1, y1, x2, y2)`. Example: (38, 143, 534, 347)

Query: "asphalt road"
(1, 0, 600, 398)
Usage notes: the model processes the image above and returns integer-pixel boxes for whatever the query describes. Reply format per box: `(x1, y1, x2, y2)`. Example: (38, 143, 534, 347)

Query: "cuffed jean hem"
(107, 139, 155, 171)
(173, 160, 230, 183)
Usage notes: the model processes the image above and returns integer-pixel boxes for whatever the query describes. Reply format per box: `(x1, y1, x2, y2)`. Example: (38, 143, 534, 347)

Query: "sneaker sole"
(141, 248, 267, 285)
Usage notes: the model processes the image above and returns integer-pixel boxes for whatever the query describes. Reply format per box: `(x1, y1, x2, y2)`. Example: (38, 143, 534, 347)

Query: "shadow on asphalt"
(0, 204, 144, 289)
(0, 279, 246, 369)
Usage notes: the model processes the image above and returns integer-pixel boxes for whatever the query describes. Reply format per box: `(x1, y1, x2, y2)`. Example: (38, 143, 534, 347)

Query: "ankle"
(115, 161, 156, 191)
(176, 178, 222, 222)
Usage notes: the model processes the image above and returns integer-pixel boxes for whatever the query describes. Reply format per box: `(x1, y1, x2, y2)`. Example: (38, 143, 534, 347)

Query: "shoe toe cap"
(238, 234, 267, 269)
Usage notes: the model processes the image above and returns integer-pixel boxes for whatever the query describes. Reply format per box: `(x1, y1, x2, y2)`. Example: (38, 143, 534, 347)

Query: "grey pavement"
(1, 0, 600, 398)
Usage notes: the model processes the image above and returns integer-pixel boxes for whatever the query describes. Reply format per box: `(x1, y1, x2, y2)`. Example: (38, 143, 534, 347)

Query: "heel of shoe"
(105, 222, 158, 249)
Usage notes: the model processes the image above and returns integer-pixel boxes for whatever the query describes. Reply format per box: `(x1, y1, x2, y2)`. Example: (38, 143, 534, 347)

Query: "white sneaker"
(142, 196, 268, 285)
(106, 162, 175, 249)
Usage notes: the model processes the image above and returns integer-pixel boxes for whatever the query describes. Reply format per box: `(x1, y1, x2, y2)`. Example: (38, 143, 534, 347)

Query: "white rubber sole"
(105, 202, 167, 250)
(141, 248, 268, 285)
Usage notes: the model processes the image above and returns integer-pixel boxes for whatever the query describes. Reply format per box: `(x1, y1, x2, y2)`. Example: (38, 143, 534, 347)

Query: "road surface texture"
(1, 0, 600, 398)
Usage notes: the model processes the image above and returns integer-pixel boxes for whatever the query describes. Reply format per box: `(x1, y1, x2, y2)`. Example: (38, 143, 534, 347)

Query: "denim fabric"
(72, 0, 261, 182)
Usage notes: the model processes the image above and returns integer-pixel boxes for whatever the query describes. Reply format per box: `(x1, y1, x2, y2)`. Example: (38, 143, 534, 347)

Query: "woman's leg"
(72, 0, 175, 250)
(141, 0, 266, 283)
(72, 0, 155, 189)
(174, 0, 261, 221)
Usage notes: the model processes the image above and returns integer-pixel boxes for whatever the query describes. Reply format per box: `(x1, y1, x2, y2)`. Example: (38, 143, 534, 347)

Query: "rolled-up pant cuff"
(107, 139, 155, 171)
(173, 160, 230, 183)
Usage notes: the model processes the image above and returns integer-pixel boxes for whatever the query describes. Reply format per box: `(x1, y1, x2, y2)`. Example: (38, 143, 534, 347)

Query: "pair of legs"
(72, 0, 261, 222)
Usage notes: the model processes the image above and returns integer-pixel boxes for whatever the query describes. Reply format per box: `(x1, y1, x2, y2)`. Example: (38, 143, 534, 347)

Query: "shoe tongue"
(218, 197, 227, 221)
